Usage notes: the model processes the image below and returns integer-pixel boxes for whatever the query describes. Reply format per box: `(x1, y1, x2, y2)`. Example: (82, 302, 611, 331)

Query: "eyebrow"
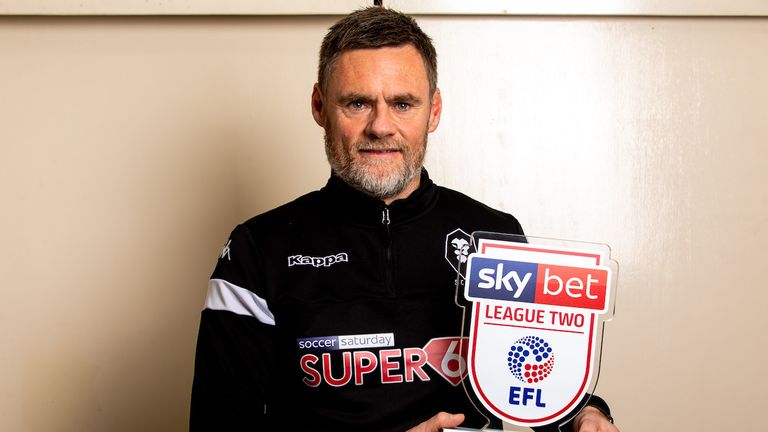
(337, 93, 375, 105)
(337, 92, 424, 106)
(387, 93, 423, 105)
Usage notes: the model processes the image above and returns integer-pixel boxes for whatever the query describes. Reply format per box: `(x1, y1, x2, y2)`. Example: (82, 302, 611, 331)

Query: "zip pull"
(381, 206, 394, 295)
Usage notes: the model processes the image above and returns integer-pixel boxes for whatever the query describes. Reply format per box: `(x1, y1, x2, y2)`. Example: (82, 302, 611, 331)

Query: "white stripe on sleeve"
(205, 278, 275, 325)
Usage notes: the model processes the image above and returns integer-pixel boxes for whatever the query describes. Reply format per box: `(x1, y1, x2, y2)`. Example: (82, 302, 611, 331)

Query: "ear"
(427, 88, 442, 133)
(311, 83, 326, 128)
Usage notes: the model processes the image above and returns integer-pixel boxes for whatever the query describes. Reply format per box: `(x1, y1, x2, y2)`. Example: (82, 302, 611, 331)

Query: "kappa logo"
(445, 228, 471, 273)
(288, 252, 348, 268)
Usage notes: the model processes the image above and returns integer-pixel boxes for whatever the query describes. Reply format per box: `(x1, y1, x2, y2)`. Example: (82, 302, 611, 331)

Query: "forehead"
(326, 45, 430, 95)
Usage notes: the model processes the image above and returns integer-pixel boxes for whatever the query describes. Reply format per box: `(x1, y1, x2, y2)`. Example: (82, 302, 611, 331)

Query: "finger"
(408, 412, 465, 432)
(427, 412, 465, 431)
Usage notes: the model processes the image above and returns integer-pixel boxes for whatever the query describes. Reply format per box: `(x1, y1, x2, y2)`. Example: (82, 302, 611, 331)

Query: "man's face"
(311, 44, 442, 203)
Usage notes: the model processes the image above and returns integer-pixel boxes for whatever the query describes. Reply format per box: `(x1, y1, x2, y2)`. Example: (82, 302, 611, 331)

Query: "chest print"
(445, 228, 471, 273)
(288, 252, 349, 268)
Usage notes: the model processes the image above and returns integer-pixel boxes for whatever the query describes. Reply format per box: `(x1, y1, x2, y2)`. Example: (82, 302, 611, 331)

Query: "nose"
(365, 103, 395, 139)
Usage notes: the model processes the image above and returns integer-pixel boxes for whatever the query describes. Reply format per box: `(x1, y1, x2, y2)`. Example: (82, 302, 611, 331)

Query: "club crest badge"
(445, 228, 472, 273)
(459, 233, 617, 428)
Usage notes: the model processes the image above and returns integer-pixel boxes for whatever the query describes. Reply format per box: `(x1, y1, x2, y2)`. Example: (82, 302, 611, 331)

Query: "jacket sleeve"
(531, 393, 612, 432)
(190, 224, 276, 431)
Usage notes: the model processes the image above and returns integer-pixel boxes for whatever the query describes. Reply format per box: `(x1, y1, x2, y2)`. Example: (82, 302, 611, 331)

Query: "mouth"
(357, 144, 402, 157)
(359, 148, 401, 155)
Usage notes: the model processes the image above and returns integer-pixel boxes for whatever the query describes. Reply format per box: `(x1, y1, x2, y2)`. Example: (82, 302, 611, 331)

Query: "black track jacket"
(191, 170, 610, 431)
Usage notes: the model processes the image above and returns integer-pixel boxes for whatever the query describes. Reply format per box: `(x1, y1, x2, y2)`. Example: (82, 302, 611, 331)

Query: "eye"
(394, 102, 410, 111)
(348, 101, 366, 110)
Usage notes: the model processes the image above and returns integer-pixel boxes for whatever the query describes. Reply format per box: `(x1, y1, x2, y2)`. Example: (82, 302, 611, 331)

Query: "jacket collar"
(321, 169, 438, 226)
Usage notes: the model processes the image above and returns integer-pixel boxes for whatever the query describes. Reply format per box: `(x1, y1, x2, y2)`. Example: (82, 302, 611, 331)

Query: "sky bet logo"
(465, 256, 608, 311)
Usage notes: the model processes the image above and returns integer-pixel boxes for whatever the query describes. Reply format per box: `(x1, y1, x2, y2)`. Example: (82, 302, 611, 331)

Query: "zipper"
(382, 207, 391, 230)
(382, 207, 394, 295)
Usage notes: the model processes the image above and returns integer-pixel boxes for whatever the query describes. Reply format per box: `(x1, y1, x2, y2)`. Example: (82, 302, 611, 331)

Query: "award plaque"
(447, 232, 617, 431)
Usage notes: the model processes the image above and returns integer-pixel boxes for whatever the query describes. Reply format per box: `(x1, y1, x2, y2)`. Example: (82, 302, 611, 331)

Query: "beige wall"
(1, 15, 766, 431)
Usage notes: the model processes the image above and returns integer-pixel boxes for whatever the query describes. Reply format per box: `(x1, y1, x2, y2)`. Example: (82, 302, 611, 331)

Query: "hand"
(406, 412, 465, 432)
(572, 406, 619, 432)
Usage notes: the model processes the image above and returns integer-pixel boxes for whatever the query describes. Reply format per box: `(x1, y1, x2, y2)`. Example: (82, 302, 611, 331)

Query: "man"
(191, 7, 618, 432)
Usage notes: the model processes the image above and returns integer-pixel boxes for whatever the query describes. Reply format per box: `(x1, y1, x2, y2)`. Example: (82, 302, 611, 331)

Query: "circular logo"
(507, 336, 555, 384)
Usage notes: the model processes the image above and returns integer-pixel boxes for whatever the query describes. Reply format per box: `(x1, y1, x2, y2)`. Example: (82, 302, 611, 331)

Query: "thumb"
(409, 412, 465, 432)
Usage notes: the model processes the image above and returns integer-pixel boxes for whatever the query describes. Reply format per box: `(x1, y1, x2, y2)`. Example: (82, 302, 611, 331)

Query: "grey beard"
(336, 157, 420, 200)
(325, 136, 424, 200)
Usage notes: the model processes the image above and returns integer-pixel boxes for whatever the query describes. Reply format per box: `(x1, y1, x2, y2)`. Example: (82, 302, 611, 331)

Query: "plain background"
(1, 10, 767, 432)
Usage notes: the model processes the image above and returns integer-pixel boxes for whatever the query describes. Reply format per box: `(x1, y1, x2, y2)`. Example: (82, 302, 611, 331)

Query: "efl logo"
(508, 336, 554, 385)
(462, 238, 616, 428)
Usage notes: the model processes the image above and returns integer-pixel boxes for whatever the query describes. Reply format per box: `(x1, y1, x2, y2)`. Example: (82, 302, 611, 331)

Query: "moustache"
(355, 141, 406, 152)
